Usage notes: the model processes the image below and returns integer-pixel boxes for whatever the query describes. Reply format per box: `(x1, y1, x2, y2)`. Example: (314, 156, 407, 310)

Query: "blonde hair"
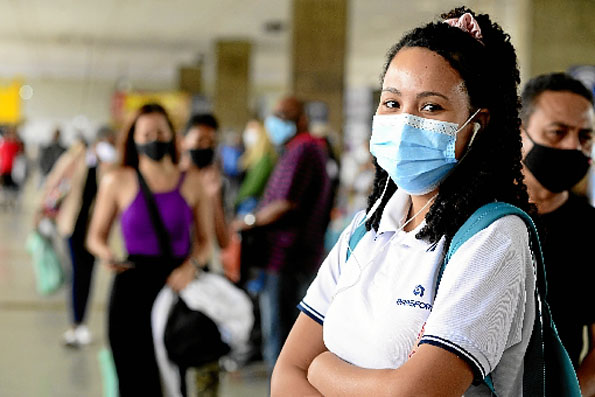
(240, 120, 276, 170)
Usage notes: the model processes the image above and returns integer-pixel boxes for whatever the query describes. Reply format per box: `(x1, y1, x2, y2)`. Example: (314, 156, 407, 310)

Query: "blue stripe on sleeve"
(297, 301, 324, 325)
(419, 335, 486, 383)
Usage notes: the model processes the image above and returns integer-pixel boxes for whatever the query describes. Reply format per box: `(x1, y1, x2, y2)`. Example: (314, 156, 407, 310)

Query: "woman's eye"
(383, 100, 399, 109)
(421, 103, 443, 112)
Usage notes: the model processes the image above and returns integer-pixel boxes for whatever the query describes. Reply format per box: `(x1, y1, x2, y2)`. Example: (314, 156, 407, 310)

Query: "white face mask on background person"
(96, 141, 117, 164)
(242, 128, 259, 148)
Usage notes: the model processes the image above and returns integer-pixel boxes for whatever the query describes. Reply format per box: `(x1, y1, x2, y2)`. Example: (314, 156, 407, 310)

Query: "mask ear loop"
(456, 108, 483, 160)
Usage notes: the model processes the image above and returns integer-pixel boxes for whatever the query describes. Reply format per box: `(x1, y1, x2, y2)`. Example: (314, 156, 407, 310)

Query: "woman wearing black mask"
(87, 103, 211, 396)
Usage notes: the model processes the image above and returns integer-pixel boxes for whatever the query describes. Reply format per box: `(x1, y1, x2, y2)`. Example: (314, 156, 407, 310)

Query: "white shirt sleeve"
(420, 215, 533, 381)
(298, 211, 366, 324)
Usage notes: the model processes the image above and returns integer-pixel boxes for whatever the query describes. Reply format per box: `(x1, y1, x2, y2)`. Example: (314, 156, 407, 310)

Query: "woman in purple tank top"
(87, 104, 211, 397)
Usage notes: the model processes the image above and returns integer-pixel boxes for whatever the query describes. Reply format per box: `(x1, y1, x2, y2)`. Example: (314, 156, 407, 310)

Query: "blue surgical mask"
(369, 110, 480, 195)
(265, 115, 297, 146)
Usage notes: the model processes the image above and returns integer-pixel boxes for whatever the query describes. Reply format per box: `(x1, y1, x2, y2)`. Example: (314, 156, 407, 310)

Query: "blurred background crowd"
(0, 0, 594, 396)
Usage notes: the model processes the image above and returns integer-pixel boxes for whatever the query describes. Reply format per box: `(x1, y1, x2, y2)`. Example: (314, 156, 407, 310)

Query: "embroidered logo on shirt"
(413, 285, 425, 297)
(395, 299, 433, 310)
(396, 285, 432, 310)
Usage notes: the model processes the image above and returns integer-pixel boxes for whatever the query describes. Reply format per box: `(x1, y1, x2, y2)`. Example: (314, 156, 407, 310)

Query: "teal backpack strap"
(437, 201, 545, 297)
(346, 221, 367, 262)
(484, 375, 497, 395)
(437, 202, 542, 397)
(438, 201, 581, 396)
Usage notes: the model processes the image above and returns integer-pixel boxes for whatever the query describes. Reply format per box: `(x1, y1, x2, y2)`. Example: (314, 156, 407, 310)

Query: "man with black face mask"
(521, 72, 595, 396)
(179, 113, 232, 394)
(181, 113, 230, 252)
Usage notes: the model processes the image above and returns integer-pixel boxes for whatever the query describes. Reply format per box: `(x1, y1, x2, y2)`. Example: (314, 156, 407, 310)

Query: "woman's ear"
(476, 109, 490, 131)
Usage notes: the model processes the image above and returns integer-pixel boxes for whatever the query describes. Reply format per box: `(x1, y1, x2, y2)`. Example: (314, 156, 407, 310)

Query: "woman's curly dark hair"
(365, 7, 536, 244)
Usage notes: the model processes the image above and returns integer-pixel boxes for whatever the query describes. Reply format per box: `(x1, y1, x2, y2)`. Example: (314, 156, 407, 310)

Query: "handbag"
(163, 296, 230, 369)
(135, 169, 230, 369)
(25, 230, 64, 295)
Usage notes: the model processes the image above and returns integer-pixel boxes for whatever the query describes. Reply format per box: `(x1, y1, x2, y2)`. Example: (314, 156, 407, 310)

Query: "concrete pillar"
(214, 40, 252, 132)
(178, 66, 202, 95)
(291, 0, 348, 142)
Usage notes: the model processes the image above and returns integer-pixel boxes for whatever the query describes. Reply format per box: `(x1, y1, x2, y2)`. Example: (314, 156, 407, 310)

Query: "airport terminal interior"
(0, 0, 593, 396)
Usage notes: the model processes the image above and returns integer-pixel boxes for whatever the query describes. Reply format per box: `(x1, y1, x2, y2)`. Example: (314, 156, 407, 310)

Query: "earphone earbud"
(473, 122, 481, 134)
(469, 122, 481, 147)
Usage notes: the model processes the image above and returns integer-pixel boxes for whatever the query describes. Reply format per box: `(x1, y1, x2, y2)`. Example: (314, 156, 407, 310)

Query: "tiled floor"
(0, 176, 268, 396)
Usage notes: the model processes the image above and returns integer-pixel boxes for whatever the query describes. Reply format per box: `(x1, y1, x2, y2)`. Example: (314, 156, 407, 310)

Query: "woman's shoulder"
(100, 166, 135, 189)
(179, 167, 207, 202)
(486, 214, 529, 240)
(457, 214, 531, 267)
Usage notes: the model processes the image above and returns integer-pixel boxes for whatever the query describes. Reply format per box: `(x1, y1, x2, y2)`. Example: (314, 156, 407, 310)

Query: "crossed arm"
(272, 313, 474, 397)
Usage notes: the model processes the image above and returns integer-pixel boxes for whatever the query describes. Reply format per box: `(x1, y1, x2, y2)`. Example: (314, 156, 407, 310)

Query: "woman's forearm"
(271, 313, 327, 396)
(307, 352, 393, 397)
(307, 345, 473, 397)
(271, 361, 322, 397)
(86, 233, 113, 261)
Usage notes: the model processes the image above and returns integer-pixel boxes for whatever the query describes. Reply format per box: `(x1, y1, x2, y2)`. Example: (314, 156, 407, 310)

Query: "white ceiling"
(0, 0, 523, 92)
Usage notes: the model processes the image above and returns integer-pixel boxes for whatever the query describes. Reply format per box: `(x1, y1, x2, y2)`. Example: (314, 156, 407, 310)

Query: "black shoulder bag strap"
(136, 168, 174, 259)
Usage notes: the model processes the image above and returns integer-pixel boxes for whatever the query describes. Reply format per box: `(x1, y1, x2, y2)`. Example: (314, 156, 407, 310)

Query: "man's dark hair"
(521, 73, 594, 125)
(366, 7, 535, 246)
(184, 113, 219, 134)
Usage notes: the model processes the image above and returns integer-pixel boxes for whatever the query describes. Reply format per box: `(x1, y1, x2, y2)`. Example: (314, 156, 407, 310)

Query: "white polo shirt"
(298, 189, 536, 396)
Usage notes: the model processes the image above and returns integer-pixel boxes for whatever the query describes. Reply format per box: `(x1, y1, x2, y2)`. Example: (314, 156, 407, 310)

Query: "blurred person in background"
(181, 113, 230, 252)
(219, 131, 244, 214)
(234, 119, 277, 216)
(233, 119, 277, 294)
(520, 72, 595, 396)
(36, 126, 117, 347)
(38, 127, 66, 182)
(233, 96, 333, 376)
(0, 126, 24, 206)
(86, 103, 211, 396)
(180, 113, 231, 395)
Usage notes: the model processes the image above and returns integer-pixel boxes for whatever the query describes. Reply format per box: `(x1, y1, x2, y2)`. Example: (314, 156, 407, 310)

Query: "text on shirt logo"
(395, 284, 432, 311)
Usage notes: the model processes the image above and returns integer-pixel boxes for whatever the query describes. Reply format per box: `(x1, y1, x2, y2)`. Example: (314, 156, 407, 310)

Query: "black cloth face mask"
(189, 148, 215, 169)
(523, 133, 591, 193)
(136, 140, 174, 162)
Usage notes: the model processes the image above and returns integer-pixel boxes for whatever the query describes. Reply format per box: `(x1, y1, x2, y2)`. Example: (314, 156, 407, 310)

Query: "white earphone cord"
(336, 193, 438, 298)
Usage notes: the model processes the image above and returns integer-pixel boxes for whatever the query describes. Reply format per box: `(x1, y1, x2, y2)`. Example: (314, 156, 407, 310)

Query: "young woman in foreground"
(272, 8, 536, 396)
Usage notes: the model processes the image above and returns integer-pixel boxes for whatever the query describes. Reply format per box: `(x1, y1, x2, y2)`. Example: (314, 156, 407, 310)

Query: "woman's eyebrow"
(382, 87, 449, 101)
(382, 87, 401, 95)
(417, 91, 449, 100)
